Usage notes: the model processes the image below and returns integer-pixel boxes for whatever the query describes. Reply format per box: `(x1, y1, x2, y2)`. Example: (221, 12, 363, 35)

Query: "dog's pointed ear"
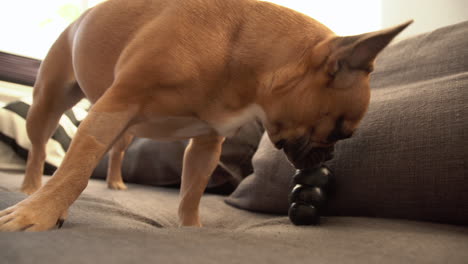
(327, 20, 413, 76)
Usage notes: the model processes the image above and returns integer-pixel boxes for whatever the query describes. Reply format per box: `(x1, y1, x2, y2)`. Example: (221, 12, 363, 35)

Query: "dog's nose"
(311, 141, 334, 148)
(283, 139, 334, 169)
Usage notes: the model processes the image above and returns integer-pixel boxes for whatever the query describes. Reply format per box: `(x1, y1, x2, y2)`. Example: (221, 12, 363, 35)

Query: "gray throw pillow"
(225, 133, 295, 214)
(226, 21, 468, 225)
(92, 120, 264, 193)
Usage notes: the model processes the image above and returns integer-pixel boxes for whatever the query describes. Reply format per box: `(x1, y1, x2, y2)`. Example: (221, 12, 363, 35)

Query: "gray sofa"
(1, 21, 467, 264)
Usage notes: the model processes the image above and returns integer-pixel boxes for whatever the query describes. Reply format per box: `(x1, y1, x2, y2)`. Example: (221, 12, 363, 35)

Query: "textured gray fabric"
(226, 21, 468, 225)
(91, 120, 263, 191)
(226, 133, 295, 214)
(1, 172, 468, 264)
(371, 20, 468, 88)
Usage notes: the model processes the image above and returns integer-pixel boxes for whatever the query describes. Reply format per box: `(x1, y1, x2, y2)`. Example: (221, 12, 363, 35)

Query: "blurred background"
(0, 0, 467, 60)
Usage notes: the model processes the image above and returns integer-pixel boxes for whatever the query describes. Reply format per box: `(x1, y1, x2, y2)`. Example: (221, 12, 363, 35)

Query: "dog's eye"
(326, 116, 354, 142)
(274, 139, 286, 149)
(327, 128, 354, 142)
(308, 126, 316, 135)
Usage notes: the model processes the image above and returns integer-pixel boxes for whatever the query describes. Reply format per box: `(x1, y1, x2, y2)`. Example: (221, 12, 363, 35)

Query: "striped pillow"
(0, 98, 87, 174)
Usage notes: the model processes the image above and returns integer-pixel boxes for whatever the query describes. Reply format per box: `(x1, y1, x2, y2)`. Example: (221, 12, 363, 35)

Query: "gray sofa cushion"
(91, 119, 263, 192)
(226, 21, 468, 225)
(1, 172, 468, 264)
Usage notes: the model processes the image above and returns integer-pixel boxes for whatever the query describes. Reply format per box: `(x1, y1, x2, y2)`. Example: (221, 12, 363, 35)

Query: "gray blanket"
(1, 172, 467, 264)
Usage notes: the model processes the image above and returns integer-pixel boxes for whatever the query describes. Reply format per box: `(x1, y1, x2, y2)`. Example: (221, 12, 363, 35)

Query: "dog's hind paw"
(107, 181, 128, 190)
(20, 184, 41, 195)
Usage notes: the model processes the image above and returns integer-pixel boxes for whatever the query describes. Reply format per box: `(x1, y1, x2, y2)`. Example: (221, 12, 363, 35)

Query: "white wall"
(266, 0, 382, 36)
(266, 0, 468, 38)
(1, 1, 467, 59)
(381, 0, 468, 38)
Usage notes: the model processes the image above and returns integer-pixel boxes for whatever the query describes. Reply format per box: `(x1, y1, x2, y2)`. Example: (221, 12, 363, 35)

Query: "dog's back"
(65, 0, 332, 102)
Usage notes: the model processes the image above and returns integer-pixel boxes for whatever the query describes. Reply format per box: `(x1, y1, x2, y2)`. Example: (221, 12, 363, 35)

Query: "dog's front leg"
(178, 134, 225, 227)
(0, 91, 138, 231)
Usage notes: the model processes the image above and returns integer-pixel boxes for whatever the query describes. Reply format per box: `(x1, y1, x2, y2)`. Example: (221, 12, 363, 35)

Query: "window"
(0, 0, 105, 59)
(0, 0, 381, 60)
(265, 0, 382, 36)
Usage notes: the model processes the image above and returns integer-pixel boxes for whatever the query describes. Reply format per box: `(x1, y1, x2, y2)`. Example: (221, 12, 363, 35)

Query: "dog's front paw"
(180, 220, 202, 227)
(0, 200, 64, 232)
(107, 180, 128, 190)
(178, 209, 202, 227)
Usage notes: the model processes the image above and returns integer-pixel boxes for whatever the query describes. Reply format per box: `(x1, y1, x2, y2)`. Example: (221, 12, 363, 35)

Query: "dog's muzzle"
(282, 138, 334, 169)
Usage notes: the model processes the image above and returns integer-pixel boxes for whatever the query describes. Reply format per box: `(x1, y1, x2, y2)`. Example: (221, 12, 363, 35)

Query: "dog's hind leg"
(21, 28, 84, 195)
(0, 84, 140, 231)
(106, 132, 134, 190)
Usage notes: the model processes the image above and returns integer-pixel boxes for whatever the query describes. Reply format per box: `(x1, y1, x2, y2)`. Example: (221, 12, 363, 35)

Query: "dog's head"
(260, 21, 412, 169)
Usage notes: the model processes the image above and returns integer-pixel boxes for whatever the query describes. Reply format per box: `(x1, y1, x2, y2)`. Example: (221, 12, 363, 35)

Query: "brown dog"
(0, 0, 411, 231)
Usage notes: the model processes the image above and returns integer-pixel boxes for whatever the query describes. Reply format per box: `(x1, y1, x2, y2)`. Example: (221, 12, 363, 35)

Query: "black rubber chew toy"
(288, 165, 333, 225)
